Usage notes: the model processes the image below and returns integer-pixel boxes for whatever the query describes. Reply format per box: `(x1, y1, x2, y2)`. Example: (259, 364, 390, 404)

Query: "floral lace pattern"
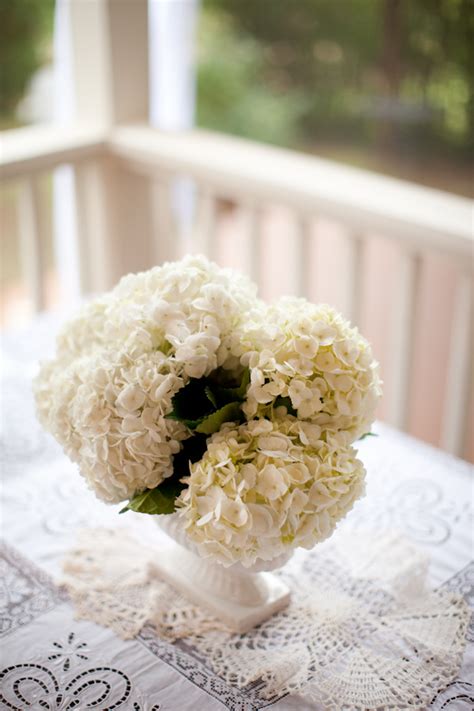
(0, 544, 259, 710)
(61, 528, 471, 711)
(0, 545, 164, 711)
(0, 660, 162, 710)
(0, 543, 65, 638)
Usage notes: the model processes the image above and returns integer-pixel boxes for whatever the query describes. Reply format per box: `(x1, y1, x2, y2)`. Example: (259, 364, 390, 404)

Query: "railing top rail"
(0, 124, 106, 180)
(110, 125, 473, 261)
(1, 122, 472, 261)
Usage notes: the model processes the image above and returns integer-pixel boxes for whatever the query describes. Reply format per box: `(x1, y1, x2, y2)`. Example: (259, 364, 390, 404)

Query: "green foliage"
(196, 7, 309, 146)
(200, 0, 474, 156)
(119, 476, 185, 515)
(120, 434, 209, 515)
(167, 376, 216, 427)
(172, 432, 209, 475)
(0, 0, 55, 119)
(358, 432, 378, 441)
(195, 402, 243, 434)
(121, 368, 250, 516)
(167, 367, 249, 432)
(213, 367, 250, 402)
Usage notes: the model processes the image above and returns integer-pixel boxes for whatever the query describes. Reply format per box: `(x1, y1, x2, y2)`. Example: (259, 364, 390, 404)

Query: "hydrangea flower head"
(178, 416, 366, 567)
(241, 297, 382, 443)
(35, 255, 380, 565)
(34, 255, 260, 502)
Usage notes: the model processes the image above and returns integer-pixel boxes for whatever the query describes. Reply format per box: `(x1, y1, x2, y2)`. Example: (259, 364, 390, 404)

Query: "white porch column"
(52, 0, 81, 305)
(55, 0, 153, 295)
(148, 0, 199, 258)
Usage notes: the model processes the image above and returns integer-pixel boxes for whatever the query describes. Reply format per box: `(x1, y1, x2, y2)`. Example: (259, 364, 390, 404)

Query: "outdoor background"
(2, 0, 472, 185)
(2, 0, 473, 318)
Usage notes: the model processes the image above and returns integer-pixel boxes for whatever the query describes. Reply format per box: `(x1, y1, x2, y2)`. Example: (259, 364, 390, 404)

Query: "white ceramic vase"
(154, 513, 291, 633)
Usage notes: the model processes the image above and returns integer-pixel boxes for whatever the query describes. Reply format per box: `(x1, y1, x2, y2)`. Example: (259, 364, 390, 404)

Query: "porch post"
(63, 0, 153, 293)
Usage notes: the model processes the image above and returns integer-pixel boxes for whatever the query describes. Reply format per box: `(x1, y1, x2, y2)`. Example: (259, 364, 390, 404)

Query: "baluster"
(246, 205, 263, 285)
(74, 158, 111, 294)
(74, 161, 93, 295)
(150, 177, 176, 265)
(389, 250, 422, 430)
(441, 270, 472, 456)
(17, 175, 47, 313)
(194, 187, 217, 258)
(52, 165, 81, 304)
(295, 215, 312, 298)
(346, 234, 364, 327)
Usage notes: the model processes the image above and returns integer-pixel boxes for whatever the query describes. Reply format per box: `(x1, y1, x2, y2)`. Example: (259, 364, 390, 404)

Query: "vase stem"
(155, 515, 291, 632)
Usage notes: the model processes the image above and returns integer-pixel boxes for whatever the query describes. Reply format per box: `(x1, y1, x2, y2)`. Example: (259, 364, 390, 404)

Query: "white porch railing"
(1, 122, 472, 459)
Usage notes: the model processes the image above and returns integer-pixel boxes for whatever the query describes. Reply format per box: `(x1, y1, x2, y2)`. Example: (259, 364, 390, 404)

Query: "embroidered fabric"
(61, 528, 470, 710)
(1, 633, 162, 711)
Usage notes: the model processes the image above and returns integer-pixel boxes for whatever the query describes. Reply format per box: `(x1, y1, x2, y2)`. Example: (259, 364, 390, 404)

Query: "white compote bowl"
(154, 513, 291, 633)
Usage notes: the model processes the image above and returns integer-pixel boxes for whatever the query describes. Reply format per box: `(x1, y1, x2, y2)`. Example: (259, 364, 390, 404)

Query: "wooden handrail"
(0, 124, 106, 180)
(109, 125, 474, 263)
(2, 123, 472, 262)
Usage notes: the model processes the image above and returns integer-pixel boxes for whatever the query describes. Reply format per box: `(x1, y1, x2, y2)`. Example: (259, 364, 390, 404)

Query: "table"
(1, 314, 473, 710)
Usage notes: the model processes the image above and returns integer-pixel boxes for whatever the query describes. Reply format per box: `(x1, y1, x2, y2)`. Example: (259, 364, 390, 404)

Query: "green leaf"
(204, 385, 218, 408)
(172, 433, 208, 475)
(120, 433, 211, 518)
(166, 412, 206, 429)
(237, 367, 251, 397)
(358, 432, 378, 440)
(195, 401, 243, 434)
(119, 475, 186, 516)
(214, 367, 250, 402)
(166, 368, 250, 430)
(167, 377, 214, 424)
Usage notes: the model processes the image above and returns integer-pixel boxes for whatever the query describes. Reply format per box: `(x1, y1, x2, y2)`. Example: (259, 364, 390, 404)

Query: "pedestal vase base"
(150, 540, 291, 633)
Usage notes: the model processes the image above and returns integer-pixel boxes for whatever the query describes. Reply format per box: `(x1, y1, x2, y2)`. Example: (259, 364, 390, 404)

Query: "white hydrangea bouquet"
(35, 255, 381, 586)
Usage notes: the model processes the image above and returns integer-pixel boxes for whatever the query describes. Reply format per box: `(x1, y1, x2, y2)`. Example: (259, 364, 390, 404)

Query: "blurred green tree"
(201, 0, 473, 154)
(197, 8, 310, 146)
(0, 0, 55, 121)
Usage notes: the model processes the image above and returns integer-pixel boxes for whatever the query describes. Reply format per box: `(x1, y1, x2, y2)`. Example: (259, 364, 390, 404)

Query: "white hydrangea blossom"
(35, 348, 189, 502)
(98, 254, 261, 376)
(240, 297, 382, 443)
(35, 255, 380, 564)
(178, 417, 366, 567)
(34, 255, 259, 503)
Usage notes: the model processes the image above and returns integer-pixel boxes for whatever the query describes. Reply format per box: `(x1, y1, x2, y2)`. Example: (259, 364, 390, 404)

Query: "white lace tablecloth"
(1, 313, 473, 710)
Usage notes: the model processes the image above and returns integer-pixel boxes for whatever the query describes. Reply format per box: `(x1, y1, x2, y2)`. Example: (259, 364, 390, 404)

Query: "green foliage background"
(199, 0, 473, 159)
(0, 0, 54, 121)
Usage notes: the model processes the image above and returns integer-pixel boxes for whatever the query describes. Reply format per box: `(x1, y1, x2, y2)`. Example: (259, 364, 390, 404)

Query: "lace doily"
(61, 528, 470, 711)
